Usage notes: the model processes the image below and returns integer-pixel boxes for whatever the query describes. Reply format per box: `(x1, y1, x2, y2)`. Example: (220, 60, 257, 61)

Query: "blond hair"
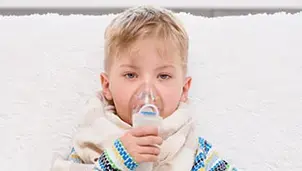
(103, 5, 189, 73)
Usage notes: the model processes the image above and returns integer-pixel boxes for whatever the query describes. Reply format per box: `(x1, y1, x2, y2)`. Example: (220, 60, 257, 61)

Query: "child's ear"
(181, 76, 192, 102)
(100, 73, 113, 100)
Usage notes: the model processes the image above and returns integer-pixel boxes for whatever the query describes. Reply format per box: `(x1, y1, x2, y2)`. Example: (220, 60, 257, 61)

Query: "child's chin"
(160, 112, 173, 119)
(117, 114, 132, 126)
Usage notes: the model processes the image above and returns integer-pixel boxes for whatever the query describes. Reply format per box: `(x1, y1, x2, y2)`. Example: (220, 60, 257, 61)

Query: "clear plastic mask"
(129, 83, 163, 127)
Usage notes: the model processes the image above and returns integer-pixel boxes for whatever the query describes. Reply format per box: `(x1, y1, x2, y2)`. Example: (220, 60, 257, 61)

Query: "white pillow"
(0, 12, 301, 171)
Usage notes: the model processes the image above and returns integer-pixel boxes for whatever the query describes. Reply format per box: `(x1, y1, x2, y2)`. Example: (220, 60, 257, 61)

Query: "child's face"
(101, 38, 191, 125)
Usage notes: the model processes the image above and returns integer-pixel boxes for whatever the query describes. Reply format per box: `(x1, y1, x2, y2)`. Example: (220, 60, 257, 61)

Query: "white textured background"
(0, 12, 302, 171)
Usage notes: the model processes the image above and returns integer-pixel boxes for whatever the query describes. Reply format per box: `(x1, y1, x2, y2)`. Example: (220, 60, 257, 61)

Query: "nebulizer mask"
(129, 82, 164, 170)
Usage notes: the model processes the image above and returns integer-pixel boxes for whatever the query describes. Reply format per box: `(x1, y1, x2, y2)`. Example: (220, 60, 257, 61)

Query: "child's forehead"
(118, 38, 181, 64)
(116, 51, 180, 68)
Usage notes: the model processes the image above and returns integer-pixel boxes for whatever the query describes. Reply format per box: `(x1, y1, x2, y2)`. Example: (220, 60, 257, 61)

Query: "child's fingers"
(130, 126, 159, 137)
(134, 154, 159, 163)
(138, 145, 160, 155)
(136, 136, 163, 146)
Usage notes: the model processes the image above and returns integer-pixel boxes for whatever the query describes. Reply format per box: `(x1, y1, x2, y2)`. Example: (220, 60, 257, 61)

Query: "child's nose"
(141, 74, 153, 83)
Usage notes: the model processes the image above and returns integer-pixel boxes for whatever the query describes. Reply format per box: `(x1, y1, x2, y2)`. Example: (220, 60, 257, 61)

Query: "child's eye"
(158, 74, 171, 80)
(124, 73, 138, 79)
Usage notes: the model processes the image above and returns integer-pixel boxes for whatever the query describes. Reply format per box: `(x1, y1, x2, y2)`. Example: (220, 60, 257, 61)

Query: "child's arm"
(203, 150, 238, 171)
(51, 148, 95, 171)
(67, 126, 161, 171)
(65, 147, 122, 171)
(66, 144, 134, 171)
(192, 137, 238, 171)
(67, 147, 85, 164)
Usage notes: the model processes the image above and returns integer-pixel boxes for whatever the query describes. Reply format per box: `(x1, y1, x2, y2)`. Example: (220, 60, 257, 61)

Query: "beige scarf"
(52, 92, 198, 171)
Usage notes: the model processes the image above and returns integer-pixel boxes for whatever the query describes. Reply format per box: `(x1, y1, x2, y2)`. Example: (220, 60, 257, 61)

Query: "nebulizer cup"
(129, 83, 163, 171)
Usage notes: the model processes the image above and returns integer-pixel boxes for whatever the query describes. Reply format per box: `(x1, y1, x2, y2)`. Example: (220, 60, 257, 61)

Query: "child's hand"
(119, 126, 163, 163)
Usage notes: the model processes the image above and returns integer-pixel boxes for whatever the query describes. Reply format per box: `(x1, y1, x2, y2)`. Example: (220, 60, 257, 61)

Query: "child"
(51, 5, 238, 171)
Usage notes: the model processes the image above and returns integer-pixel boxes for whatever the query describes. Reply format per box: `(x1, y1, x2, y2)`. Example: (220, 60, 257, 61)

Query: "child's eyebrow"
(119, 64, 176, 70)
(119, 64, 139, 69)
(156, 65, 176, 70)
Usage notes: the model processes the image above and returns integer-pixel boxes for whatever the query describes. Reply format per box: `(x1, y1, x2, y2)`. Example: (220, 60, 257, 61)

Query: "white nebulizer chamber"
(130, 83, 163, 171)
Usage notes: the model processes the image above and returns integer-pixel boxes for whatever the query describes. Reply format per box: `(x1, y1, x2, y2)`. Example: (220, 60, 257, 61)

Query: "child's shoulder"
(192, 136, 238, 171)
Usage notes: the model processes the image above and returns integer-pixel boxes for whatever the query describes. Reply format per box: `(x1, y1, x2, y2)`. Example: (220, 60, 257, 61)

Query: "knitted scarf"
(52, 92, 199, 171)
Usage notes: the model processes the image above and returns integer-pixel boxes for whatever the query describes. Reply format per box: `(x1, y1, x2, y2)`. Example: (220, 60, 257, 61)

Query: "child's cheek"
(120, 84, 138, 108)
(160, 86, 182, 116)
